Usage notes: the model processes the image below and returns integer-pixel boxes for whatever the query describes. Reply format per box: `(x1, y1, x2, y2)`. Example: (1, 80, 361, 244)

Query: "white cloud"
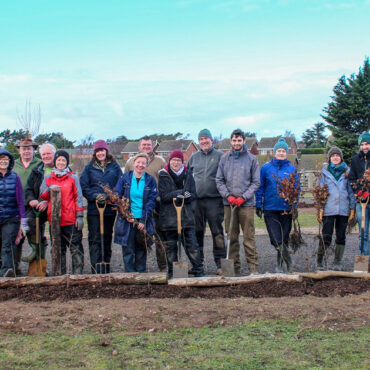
(224, 113, 272, 126)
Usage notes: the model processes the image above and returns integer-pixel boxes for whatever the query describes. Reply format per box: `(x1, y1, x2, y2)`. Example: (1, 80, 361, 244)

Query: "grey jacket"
(320, 165, 355, 216)
(188, 147, 223, 198)
(216, 145, 260, 206)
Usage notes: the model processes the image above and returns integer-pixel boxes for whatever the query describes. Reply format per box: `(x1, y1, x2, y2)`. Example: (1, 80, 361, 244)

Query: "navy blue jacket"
(256, 158, 300, 211)
(80, 160, 122, 216)
(113, 171, 158, 246)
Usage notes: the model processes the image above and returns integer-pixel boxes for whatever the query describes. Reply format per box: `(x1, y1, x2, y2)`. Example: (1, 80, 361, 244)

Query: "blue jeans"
(122, 225, 147, 273)
(0, 217, 20, 275)
(356, 202, 370, 255)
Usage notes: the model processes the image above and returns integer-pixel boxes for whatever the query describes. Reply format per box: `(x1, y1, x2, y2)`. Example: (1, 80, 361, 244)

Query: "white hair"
(39, 143, 57, 155)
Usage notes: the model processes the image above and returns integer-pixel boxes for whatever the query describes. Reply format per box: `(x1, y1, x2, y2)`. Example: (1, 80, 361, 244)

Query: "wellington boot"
(333, 244, 345, 271)
(282, 244, 292, 273)
(275, 250, 284, 273)
(21, 243, 37, 263)
(317, 254, 324, 271)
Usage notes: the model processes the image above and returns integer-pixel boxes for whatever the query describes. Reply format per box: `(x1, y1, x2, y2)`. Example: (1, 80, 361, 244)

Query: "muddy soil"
(1, 277, 369, 303)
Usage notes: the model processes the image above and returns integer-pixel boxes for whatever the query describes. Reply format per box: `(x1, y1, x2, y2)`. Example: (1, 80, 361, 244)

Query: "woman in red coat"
(40, 150, 84, 274)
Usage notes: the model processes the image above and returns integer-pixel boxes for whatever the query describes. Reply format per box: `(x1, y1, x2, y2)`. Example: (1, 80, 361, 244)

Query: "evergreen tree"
(322, 57, 370, 162)
(301, 122, 327, 148)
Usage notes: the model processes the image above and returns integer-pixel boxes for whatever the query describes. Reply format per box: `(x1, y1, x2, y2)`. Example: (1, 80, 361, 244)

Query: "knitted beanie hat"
(169, 150, 184, 162)
(54, 150, 70, 167)
(358, 131, 370, 145)
(93, 139, 109, 152)
(327, 146, 343, 162)
(198, 128, 212, 140)
(273, 138, 289, 153)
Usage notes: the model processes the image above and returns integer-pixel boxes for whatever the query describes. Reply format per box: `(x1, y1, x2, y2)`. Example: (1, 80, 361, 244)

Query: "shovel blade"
(28, 259, 47, 277)
(173, 261, 188, 278)
(354, 255, 369, 273)
(221, 258, 235, 277)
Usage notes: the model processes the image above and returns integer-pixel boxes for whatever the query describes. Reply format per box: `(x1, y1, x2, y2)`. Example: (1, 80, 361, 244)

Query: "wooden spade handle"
(96, 200, 107, 235)
(173, 197, 184, 235)
(361, 197, 369, 229)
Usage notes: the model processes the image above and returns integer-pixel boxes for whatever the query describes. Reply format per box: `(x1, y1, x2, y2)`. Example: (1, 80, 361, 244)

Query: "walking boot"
(275, 246, 284, 273)
(21, 242, 37, 263)
(72, 253, 84, 275)
(282, 244, 292, 273)
(333, 244, 345, 271)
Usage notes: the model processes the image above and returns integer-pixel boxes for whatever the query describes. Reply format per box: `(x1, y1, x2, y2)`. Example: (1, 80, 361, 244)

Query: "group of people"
(0, 129, 369, 278)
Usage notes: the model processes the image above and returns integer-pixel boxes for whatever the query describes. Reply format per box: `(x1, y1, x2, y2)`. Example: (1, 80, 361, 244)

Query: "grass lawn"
(1, 321, 368, 369)
(254, 211, 317, 229)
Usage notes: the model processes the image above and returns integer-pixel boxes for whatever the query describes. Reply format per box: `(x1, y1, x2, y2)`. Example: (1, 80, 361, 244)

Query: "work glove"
(349, 209, 355, 222)
(256, 208, 263, 219)
(317, 209, 324, 224)
(184, 191, 191, 198)
(75, 216, 84, 231)
(233, 197, 245, 207)
(227, 196, 236, 205)
(96, 193, 107, 204)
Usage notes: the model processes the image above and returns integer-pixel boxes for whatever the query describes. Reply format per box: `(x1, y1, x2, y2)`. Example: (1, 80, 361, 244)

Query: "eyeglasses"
(0, 158, 10, 162)
(170, 158, 182, 162)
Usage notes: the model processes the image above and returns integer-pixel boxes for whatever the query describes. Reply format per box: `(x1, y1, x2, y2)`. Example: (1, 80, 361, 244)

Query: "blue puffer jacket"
(0, 149, 19, 220)
(113, 171, 158, 246)
(320, 165, 355, 216)
(256, 158, 299, 211)
(80, 160, 122, 216)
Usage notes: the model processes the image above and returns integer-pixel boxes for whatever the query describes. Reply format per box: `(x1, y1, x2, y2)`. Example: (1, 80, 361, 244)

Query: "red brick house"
(121, 141, 140, 160)
(258, 137, 297, 155)
(156, 140, 198, 163)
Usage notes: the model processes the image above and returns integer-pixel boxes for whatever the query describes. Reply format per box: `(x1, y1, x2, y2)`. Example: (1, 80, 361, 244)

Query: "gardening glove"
(317, 209, 324, 224)
(234, 197, 245, 207)
(96, 193, 107, 204)
(75, 216, 84, 231)
(227, 196, 236, 205)
(256, 208, 263, 219)
(348, 209, 355, 222)
(21, 218, 29, 235)
(184, 191, 191, 198)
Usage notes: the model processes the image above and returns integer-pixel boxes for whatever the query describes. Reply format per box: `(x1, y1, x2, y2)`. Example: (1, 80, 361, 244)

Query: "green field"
(1, 321, 368, 369)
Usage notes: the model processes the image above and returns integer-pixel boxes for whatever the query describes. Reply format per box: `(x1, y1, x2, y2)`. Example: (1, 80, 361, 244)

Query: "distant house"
(121, 141, 140, 160)
(157, 140, 198, 162)
(258, 137, 298, 155)
(215, 137, 259, 155)
(297, 153, 326, 189)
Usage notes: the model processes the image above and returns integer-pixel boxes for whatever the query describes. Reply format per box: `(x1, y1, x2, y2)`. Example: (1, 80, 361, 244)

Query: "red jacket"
(40, 170, 84, 226)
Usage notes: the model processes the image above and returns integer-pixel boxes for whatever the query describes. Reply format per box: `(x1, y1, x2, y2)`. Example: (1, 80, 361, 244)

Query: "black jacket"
(24, 162, 48, 223)
(158, 165, 197, 231)
(348, 151, 370, 191)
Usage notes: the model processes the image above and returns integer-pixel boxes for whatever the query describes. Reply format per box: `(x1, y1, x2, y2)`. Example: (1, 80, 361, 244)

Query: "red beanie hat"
(169, 150, 184, 162)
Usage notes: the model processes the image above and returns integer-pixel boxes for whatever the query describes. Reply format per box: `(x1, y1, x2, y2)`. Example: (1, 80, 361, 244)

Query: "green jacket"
(13, 157, 41, 194)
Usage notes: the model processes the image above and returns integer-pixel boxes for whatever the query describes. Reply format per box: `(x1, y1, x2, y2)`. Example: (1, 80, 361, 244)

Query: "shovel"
(28, 210, 47, 277)
(354, 196, 369, 272)
(220, 205, 237, 277)
(96, 200, 110, 274)
(172, 196, 188, 278)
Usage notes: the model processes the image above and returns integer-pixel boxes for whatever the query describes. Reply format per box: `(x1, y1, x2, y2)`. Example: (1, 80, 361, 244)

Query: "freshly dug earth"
(0, 291, 368, 336)
(0, 277, 368, 302)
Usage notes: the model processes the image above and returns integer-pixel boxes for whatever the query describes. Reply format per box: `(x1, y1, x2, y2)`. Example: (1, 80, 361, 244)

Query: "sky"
(0, 0, 369, 144)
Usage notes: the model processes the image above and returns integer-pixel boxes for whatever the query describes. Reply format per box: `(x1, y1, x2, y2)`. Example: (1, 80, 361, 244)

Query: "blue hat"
(358, 131, 370, 145)
(273, 138, 289, 153)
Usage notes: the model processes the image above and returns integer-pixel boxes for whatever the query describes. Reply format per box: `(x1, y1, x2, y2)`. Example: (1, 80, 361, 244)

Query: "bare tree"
(16, 100, 41, 137)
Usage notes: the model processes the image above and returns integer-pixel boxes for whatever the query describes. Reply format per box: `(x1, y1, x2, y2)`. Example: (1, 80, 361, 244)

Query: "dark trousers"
(51, 225, 84, 274)
(87, 214, 115, 273)
(163, 228, 204, 277)
(264, 210, 292, 247)
(0, 217, 20, 275)
(319, 215, 348, 255)
(195, 197, 226, 268)
(122, 224, 147, 273)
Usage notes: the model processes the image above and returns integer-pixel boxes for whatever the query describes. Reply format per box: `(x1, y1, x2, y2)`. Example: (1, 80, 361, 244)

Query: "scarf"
(328, 162, 347, 181)
(53, 167, 71, 177)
